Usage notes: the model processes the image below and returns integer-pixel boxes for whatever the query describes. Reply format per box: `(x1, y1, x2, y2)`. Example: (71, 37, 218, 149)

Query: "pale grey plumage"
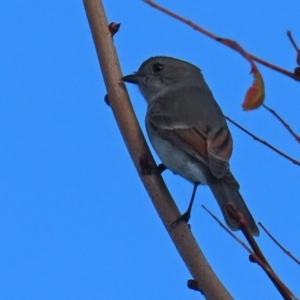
(122, 56, 259, 236)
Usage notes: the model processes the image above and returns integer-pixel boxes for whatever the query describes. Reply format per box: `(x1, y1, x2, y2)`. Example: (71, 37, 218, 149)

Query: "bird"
(122, 56, 259, 236)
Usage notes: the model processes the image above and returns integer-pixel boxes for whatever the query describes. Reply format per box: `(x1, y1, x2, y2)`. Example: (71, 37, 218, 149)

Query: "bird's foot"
(171, 211, 191, 229)
(139, 154, 166, 175)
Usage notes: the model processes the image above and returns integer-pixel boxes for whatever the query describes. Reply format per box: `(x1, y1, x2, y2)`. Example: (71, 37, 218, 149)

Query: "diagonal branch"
(202, 206, 297, 299)
(262, 104, 300, 144)
(259, 222, 300, 266)
(82, 0, 233, 298)
(225, 116, 300, 166)
(144, 0, 300, 81)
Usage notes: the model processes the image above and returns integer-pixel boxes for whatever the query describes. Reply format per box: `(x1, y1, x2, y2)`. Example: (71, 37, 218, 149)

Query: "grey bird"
(122, 56, 259, 236)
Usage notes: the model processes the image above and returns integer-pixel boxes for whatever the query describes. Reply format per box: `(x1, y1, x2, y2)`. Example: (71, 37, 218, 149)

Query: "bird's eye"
(152, 63, 164, 73)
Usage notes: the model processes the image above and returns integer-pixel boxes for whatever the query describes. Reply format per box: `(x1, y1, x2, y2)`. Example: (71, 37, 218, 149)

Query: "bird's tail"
(208, 179, 259, 236)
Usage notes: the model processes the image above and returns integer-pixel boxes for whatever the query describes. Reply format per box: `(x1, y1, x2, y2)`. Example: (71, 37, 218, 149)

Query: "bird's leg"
(171, 182, 199, 228)
(139, 153, 166, 175)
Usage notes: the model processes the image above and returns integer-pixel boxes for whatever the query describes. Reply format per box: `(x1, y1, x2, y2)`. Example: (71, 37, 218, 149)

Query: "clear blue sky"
(1, 1, 299, 299)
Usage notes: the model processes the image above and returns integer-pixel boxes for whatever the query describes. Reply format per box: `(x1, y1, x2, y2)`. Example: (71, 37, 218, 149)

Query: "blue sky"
(1, 1, 300, 299)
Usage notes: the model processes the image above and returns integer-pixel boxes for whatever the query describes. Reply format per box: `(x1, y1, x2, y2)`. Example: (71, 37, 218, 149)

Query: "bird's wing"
(148, 94, 233, 179)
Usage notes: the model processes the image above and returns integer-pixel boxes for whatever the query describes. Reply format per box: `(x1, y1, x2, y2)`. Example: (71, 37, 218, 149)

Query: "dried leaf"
(242, 63, 265, 111)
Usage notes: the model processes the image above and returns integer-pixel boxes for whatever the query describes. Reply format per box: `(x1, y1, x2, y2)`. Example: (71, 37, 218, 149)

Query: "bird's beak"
(121, 73, 140, 84)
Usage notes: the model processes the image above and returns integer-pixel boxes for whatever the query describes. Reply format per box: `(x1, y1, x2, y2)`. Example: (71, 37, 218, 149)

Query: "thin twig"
(225, 205, 295, 298)
(262, 104, 300, 144)
(287, 31, 300, 68)
(202, 205, 253, 252)
(144, 0, 300, 81)
(287, 31, 299, 52)
(202, 206, 297, 300)
(258, 222, 300, 266)
(224, 116, 300, 166)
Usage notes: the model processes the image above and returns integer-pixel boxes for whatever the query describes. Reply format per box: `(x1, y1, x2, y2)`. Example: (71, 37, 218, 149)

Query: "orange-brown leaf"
(242, 64, 265, 111)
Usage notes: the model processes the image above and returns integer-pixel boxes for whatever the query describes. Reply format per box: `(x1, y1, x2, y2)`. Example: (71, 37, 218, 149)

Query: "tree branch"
(259, 222, 300, 266)
(144, 0, 300, 81)
(203, 206, 297, 299)
(225, 116, 300, 166)
(262, 104, 300, 144)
